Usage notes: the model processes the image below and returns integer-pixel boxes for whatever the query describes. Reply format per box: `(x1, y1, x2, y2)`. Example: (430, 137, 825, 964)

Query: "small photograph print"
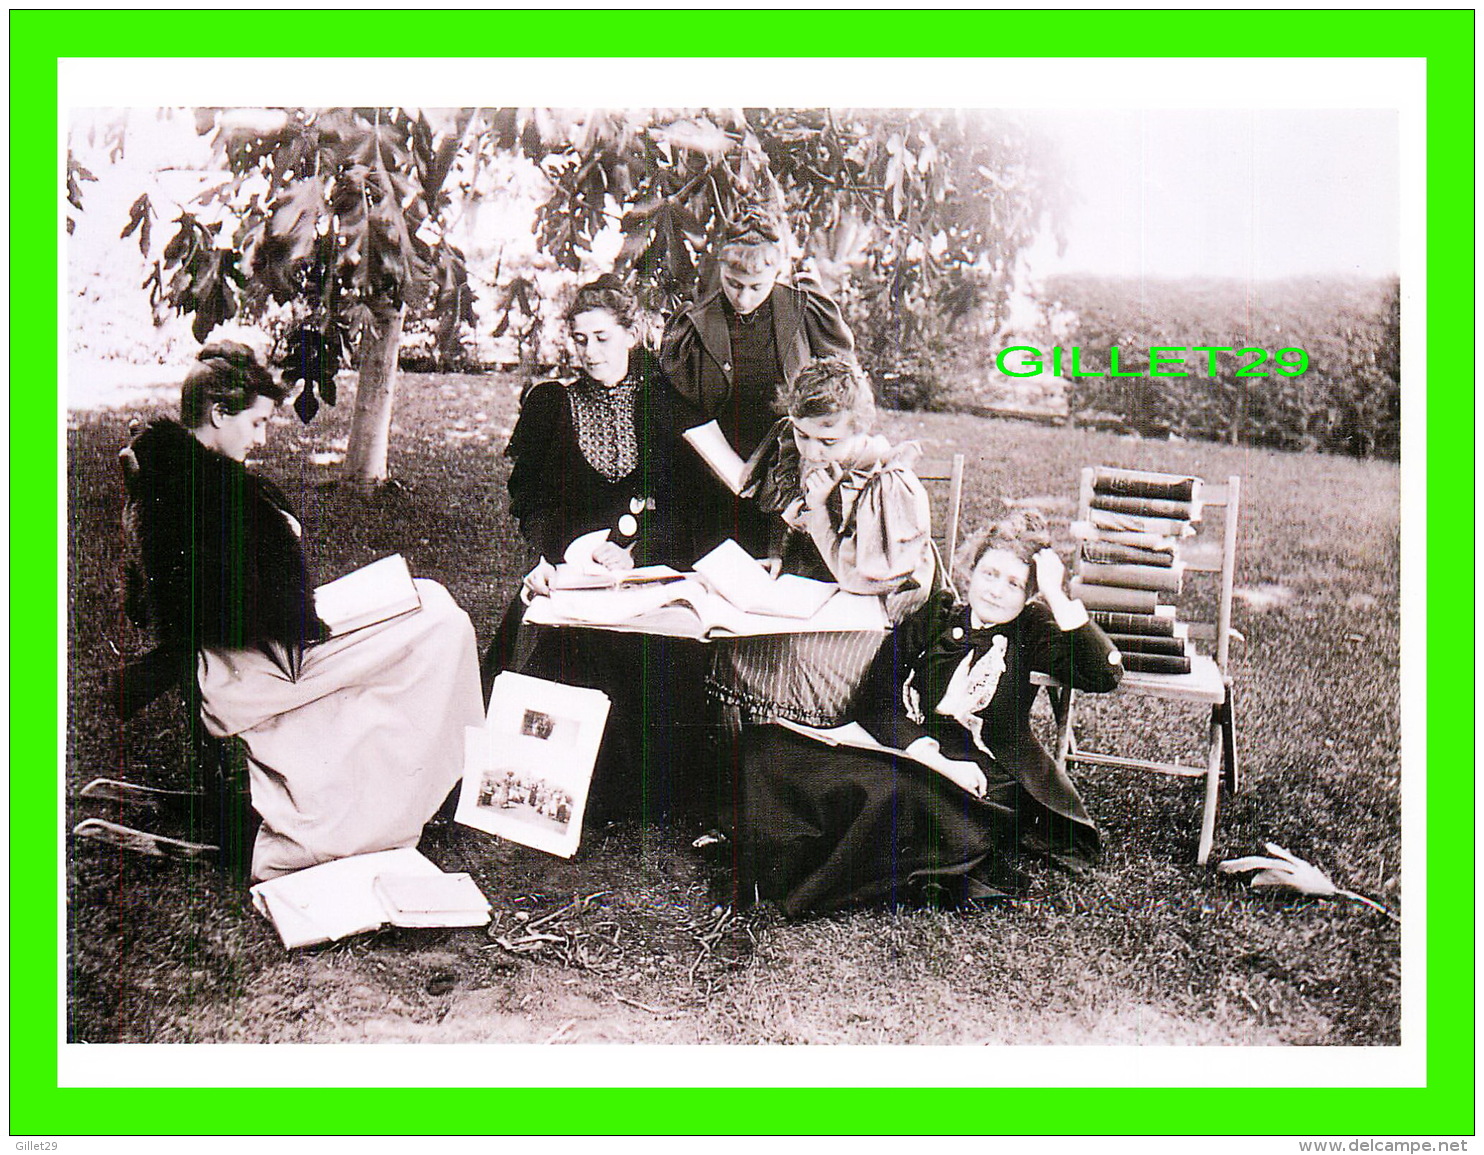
(519, 707, 578, 747)
(475, 765, 575, 836)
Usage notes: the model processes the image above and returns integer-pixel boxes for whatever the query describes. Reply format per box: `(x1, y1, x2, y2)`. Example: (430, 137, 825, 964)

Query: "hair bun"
(197, 339, 262, 369)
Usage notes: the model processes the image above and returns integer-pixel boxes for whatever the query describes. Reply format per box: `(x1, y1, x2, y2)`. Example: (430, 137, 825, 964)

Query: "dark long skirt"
(733, 726, 1029, 916)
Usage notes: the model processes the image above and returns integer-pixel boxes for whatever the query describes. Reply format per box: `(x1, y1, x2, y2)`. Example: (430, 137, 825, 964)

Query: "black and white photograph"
(61, 57, 1415, 1082)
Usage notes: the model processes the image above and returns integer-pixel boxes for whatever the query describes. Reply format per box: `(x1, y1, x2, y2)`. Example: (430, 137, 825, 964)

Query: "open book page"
(457, 673, 611, 857)
(693, 539, 837, 619)
(546, 529, 684, 591)
(314, 554, 421, 637)
(249, 847, 445, 949)
(682, 420, 749, 495)
(524, 576, 887, 639)
(772, 719, 945, 774)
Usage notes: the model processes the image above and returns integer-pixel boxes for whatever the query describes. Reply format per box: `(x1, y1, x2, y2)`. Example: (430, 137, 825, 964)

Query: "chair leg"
(1051, 688, 1077, 771)
(1196, 710, 1223, 865)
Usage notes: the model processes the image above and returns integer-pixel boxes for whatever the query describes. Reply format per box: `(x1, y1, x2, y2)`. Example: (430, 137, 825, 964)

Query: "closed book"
(1092, 611, 1185, 638)
(373, 873, 491, 928)
(1079, 561, 1185, 593)
(1082, 541, 1175, 568)
(1090, 509, 1197, 538)
(1069, 581, 1169, 615)
(1090, 493, 1202, 522)
(1092, 469, 1200, 504)
(1106, 633, 1190, 657)
(1119, 651, 1193, 675)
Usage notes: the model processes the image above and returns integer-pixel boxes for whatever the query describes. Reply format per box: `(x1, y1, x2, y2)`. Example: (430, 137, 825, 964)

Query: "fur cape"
(123, 419, 320, 660)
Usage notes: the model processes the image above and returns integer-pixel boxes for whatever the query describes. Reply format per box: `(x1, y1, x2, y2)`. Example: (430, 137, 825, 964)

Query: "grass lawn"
(65, 370, 1401, 1045)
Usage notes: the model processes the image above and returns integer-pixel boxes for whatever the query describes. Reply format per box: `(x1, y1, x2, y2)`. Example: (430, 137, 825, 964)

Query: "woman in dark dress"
(491, 275, 705, 823)
(660, 199, 855, 557)
(736, 510, 1125, 915)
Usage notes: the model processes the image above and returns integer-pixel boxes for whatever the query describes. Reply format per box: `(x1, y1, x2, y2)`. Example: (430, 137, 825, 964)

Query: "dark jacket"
(123, 418, 320, 662)
(659, 273, 855, 433)
(852, 590, 1123, 853)
(504, 350, 697, 568)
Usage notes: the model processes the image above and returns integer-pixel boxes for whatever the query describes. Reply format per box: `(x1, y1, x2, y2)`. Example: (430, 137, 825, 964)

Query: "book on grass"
(547, 529, 684, 591)
(249, 847, 490, 949)
(456, 673, 611, 858)
(314, 554, 421, 637)
(682, 420, 774, 496)
(523, 576, 886, 640)
(692, 539, 838, 619)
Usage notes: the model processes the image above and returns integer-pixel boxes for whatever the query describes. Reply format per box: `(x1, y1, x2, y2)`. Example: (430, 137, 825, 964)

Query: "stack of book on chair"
(1069, 467, 1203, 675)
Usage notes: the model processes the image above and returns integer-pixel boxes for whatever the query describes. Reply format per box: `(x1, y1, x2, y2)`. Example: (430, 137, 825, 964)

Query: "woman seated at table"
(495, 275, 704, 822)
(737, 510, 1124, 915)
(697, 355, 937, 861)
(121, 342, 484, 880)
(708, 353, 938, 729)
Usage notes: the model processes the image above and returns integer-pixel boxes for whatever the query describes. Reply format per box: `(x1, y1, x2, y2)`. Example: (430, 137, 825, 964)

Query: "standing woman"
(661, 199, 855, 556)
(122, 341, 484, 880)
(493, 275, 704, 822)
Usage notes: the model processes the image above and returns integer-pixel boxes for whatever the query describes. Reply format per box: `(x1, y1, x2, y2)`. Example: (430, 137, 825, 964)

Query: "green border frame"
(12, 8, 1474, 1138)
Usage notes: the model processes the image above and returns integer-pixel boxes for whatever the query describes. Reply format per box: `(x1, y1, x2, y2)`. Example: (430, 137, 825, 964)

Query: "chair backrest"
(1072, 465, 1241, 673)
(915, 453, 966, 570)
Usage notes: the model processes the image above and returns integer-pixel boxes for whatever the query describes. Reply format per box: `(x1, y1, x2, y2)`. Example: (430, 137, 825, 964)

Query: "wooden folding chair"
(1031, 466, 1241, 865)
(915, 452, 966, 585)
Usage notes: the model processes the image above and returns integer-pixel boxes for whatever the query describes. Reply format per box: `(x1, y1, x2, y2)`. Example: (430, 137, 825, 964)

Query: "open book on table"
(457, 672, 611, 858)
(314, 553, 421, 637)
(692, 539, 837, 620)
(546, 529, 684, 592)
(249, 847, 491, 949)
(523, 571, 886, 640)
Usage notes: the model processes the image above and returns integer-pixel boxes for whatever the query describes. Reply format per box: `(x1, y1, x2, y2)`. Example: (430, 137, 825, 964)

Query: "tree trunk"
(343, 300, 406, 488)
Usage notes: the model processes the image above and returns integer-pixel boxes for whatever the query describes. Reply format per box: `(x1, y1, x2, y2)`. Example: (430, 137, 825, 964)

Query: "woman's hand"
(1033, 547, 1067, 599)
(906, 736, 988, 799)
(801, 464, 837, 511)
(521, 559, 557, 602)
(591, 541, 635, 572)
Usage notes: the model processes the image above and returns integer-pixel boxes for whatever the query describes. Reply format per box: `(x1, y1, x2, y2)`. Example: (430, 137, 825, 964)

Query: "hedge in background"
(1041, 275, 1400, 458)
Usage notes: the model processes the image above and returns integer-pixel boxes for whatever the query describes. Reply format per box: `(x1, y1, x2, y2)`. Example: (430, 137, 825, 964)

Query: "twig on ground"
(609, 990, 671, 1016)
(544, 1019, 576, 1045)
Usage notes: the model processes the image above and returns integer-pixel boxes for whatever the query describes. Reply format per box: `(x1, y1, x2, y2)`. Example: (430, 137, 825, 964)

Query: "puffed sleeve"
(1020, 601, 1125, 692)
(801, 449, 932, 598)
(504, 381, 566, 557)
(797, 274, 855, 360)
(658, 312, 710, 420)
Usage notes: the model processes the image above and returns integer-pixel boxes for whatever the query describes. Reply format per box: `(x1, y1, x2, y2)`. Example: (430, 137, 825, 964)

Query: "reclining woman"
(738, 509, 1124, 915)
(121, 341, 484, 880)
(494, 274, 705, 822)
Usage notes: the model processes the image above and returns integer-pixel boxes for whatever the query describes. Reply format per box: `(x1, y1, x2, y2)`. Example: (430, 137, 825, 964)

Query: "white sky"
(1022, 109, 1400, 280)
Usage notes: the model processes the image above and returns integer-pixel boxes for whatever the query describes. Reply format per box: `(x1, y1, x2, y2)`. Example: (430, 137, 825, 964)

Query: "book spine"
(1106, 633, 1189, 657)
(1069, 581, 1169, 614)
(1092, 469, 1199, 503)
(1081, 541, 1175, 568)
(1089, 493, 1200, 522)
(1079, 561, 1185, 593)
(1090, 510, 1196, 538)
(1091, 611, 1178, 637)
(1119, 651, 1192, 675)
